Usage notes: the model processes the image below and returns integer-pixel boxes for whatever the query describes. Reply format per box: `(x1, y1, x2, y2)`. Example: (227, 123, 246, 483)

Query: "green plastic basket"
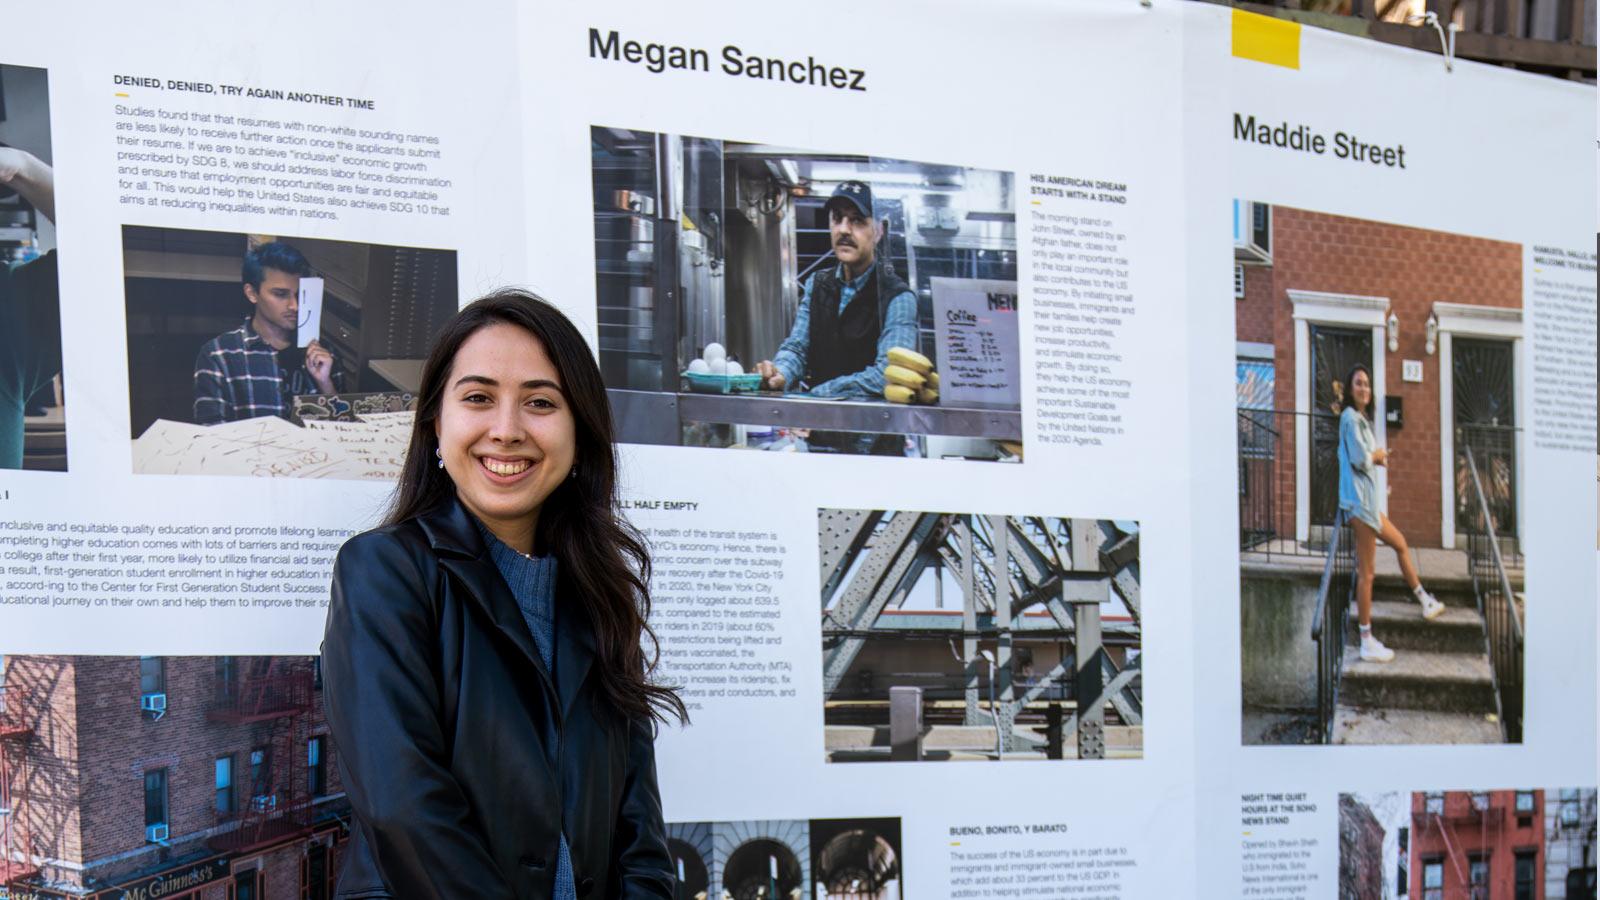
(682, 371, 762, 393)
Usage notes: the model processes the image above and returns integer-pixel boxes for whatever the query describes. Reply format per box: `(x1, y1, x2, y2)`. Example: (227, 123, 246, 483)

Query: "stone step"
(1331, 706, 1504, 745)
(1347, 601, 1487, 654)
(1372, 587, 1478, 609)
(1338, 646, 1497, 714)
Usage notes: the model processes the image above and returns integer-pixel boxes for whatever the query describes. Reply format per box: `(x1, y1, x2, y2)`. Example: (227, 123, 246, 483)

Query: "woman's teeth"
(483, 458, 530, 476)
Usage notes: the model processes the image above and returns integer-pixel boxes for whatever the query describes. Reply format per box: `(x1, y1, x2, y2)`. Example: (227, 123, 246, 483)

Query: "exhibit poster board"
(1187, 7, 1597, 897)
(0, 2, 1591, 898)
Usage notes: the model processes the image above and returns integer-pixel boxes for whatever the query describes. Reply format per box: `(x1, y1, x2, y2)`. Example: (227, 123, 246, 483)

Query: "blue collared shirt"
(771, 262, 919, 400)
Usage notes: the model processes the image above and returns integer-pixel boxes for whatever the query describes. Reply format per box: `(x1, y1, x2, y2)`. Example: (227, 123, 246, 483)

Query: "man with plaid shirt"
(193, 241, 340, 424)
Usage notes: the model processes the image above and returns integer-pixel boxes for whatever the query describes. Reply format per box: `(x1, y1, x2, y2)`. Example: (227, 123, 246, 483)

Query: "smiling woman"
(321, 290, 686, 899)
(435, 321, 577, 553)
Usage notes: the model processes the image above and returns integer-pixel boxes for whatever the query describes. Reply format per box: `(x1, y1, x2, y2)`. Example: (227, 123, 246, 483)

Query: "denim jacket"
(1337, 406, 1381, 528)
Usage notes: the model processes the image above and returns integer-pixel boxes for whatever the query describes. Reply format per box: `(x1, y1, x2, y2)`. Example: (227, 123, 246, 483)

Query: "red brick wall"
(3, 655, 343, 893)
(1237, 263, 1275, 345)
(1410, 790, 1544, 897)
(230, 838, 315, 900)
(1242, 206, 1522, 547)
(74, 656, 338, 863)
(1338, 794, 1387, 900)
(2, 656, 85, 883)
(160, 835, 344, 900)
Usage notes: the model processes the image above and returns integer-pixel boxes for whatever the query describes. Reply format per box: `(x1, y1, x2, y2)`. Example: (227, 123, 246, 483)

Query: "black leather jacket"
(321, 499, 675, 899)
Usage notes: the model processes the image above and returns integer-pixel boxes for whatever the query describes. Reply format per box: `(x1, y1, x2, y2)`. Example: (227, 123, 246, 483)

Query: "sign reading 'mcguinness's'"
(95, 856, 231, 900)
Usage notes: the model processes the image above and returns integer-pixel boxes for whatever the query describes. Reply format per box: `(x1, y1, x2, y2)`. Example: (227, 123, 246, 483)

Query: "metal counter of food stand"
(608, 388, 1021, 447)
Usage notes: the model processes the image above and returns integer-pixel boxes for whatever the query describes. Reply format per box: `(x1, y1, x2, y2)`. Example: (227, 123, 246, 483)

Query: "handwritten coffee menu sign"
(931, 277, 1022, 408)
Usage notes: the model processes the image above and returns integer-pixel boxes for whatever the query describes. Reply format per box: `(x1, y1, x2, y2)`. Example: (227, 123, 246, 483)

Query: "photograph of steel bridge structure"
(818, 509, 1142, 762)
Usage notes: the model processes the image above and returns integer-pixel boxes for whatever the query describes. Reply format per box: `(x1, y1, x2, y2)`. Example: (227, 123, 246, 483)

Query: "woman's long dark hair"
(384, 289, 687, 726)
(1339, 363, 1373, 418)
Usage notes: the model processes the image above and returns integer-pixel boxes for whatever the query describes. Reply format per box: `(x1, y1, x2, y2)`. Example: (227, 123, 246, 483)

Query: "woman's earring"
(435, 448, 444, 470)
(569, 463, 578, 480)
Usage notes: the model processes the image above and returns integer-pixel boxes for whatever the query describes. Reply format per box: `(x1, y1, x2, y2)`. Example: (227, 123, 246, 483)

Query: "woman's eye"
(528, 397, 557, 410)
(463, 392, 491, 404)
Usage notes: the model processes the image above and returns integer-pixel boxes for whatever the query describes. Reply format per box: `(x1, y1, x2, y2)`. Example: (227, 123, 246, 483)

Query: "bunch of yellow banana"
(883, 348, 940, 404)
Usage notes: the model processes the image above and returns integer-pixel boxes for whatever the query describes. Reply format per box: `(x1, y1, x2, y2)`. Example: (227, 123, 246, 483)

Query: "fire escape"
(0, 686, 39, 890)
(206, 659, 314, 853)
(1414, 791, 1507, 894)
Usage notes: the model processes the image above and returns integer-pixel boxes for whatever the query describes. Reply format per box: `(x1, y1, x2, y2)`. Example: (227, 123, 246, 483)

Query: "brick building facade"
(0, 656, 348, 900)
(1339, 794, 1389, 900)
(1236, 204, 1523, 551)
(1409, 790, 1548, 899)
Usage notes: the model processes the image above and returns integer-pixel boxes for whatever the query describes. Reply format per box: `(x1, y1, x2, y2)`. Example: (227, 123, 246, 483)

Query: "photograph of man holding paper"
(193, 239, 341, 424)
(122, 225, 458, 479)
(591, 126, 1021, 460)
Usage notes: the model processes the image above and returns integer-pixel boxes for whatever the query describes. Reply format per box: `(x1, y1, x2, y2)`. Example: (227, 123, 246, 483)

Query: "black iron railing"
(1238, 408, 1344, 559)
(207, 673, 312, 723)
(1457, 424, 1521, 566)
(214, 796, 315, 853)
(1237, 408, 1284, 552)
(1462, 442, 1523, 743)
(1308, 509, 1354, 743)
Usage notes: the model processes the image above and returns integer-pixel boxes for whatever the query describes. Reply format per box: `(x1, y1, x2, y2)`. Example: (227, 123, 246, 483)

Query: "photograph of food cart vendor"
(753, 180, 916, 455)
(192, 240, 342, 425)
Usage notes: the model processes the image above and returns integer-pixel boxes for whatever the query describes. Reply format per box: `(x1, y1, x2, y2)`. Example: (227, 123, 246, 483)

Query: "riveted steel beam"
(817, 508, 879, 607)
(822, 511, 941, 692)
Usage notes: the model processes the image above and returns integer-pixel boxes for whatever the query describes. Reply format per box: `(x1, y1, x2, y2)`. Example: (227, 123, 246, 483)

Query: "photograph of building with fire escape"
(665, 817, 903, 899)
(819, 509, 1141, 762)
(1234, 202, 1527, 747)
(1339, 789, 1596, 899)
(0, 655, 348, 900)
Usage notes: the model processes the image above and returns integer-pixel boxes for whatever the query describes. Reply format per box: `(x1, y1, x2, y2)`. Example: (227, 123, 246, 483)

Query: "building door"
(1452, 337, 1516, 537)
(1309, 324, 1372, 526)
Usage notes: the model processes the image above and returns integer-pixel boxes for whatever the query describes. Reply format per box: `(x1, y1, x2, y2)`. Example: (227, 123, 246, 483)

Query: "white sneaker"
(1359, 633, 1395, 663)
(1417, 589, 1445, 621)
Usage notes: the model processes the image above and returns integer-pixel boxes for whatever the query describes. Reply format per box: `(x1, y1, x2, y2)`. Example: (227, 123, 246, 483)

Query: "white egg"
(708, 358, 728, 374)
(703, 342, 726, 361)
(725, 361, 744, 376)
(687, 358, 710, 374)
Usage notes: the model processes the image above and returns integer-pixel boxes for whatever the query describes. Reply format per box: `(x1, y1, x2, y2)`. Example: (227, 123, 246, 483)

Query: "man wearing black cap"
(754, 180, 918, 453)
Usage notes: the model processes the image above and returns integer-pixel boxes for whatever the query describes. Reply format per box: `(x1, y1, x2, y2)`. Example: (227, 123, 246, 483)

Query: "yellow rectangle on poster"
(1232, 9, 1301, 70)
